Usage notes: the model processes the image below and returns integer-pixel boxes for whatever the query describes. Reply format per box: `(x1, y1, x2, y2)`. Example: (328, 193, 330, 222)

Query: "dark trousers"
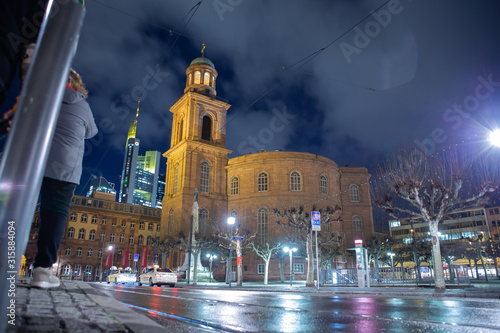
(34, 177, 75, 268)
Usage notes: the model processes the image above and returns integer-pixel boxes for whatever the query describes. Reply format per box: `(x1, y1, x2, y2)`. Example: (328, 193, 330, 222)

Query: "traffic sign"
(232, 236, 244, 241)
(134, 253, 139, 262)
(311, 211, 321, 231)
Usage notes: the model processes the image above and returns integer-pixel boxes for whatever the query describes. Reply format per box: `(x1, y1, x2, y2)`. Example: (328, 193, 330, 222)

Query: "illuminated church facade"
(161, 56, 375, 281)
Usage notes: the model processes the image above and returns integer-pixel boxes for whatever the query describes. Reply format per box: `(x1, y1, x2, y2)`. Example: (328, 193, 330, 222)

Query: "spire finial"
(201, 43, 206, 58)
(135, 99, 140, 120)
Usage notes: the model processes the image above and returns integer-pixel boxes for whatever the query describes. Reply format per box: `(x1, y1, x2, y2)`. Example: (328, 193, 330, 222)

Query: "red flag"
(140, 246, 148, 268)
(104, 248, 113, 268)
(122, 245, 130, 268)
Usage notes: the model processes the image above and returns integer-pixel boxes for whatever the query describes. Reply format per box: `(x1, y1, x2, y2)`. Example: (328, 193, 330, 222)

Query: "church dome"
(190, 57, 215, 68)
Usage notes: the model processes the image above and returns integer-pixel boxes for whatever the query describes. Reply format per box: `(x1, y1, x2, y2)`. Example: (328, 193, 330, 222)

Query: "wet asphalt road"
(92, 283, 500, 332)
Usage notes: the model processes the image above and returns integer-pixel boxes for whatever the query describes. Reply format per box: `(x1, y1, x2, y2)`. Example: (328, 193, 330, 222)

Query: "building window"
(156, 224, 161, 232)
(81, 214, 87, 223)
(91, 215, 97, 224)
(67, 227, 75, 239)
(290, 171, 301, 191)
(140, 222, 145, 230)
(130, 222, 135, 228)
(129, 235, 134, 244)
(293, 263, 304, 274)
(258, 172, 268, 192)
(320, 175, 327, 194)
(147, 236, 153, 245)
(138, 235, 144, 245)
(119, 234, 125, 243)
(200, 161, 210, 193)
(102, 217, 107, 225)
(199, 208, 209, 235)
(148, 223, 154, 231)
(258, 208, 268, 243)
(97, 249, 103, 259)
(110, 233, 115, 242)
(230, 177, 239, 195)
(112, 219, 117, 226)
(353, 215, 363, 239)
(100, 232, 105, 241)
(204, 72, 210, 85)
(70, 213, 77, 221)
(230, 210, 237, 218)
(349, 184, 360, 202)
(89, 230, 96, 241)
(65, 247, 71, 256)
(257, 264, 265, 274)
(78, 229, 86, 240)
(194, 71, 201, 84)
(87, 249, 93, 257)
(169, 209, 174, 234)
(201, 116, 212, 141)
(76, 248, 82, 257)
(174, 163, 179, 194)
(121, 220, 126, 227)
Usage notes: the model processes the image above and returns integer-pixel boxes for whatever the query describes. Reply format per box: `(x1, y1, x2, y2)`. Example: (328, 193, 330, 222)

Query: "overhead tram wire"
(79, 0, 205, 195)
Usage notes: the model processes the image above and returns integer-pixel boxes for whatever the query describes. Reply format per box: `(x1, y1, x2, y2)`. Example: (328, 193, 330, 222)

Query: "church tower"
(162, 52, 231, 265)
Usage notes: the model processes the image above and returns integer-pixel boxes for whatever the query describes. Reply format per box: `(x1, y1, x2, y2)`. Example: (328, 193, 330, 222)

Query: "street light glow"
(489, 129, 500, 147)
(108, 245, 113, 251)
(227, 216, 235, 225)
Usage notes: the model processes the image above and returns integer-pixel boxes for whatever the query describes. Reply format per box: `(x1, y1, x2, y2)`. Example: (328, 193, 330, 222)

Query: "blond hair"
(68, 68, 88, 98)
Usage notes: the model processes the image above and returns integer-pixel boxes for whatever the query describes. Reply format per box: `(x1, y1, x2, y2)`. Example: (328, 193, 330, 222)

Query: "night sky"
(2, 0, 500, 231)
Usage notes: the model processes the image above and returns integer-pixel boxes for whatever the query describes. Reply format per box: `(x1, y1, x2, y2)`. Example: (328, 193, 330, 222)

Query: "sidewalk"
(9, 278, 500, 332)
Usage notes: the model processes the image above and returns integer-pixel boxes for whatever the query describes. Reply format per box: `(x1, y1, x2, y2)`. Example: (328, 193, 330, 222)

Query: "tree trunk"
(479, 249, 488, 281)
(475, 258, 479, 279)
(306, 232, 315, 287)
(236, 241, 242, 286)
(429, 222, 446, 290)
(264, 258, 270, 285)
(494, 256, 499, 278)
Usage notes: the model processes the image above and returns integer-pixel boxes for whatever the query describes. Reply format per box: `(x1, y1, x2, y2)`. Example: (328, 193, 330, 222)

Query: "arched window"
(67, 227, 75, 238)
(230, 210, 237, 218)
(353, 216, 363, 239)
(349, 184, 360, 202)
(81, 214, 87, 223)
(194, 71, 201, 84)
(201, 116, 212, 141)
(78, 229, 86, 240)
(291, 171, 301, 191)
(258, 208, 268, 243)
(169, 209, 174, 234)
(84, 265, 92, 279)
(230, 177, 239, 195)
(258, 172, 268, 192)
(148, 223, 154, 231)
(200, 161, 210, 193)
(203, 72, 210, 85)
(89, 230, 96, 241)
(199, 208, 209, 235)
(320, 175, 328, 194)
(65, 247, 71, 256)
(87, 249, 93, 257)
(138, 235, 144, 245)
(61, 264, 71, 276)
(174, 163, 179, 194)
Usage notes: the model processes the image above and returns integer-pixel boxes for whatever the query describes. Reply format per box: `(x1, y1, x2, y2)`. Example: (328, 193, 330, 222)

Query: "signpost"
(312, 211, 320, 290)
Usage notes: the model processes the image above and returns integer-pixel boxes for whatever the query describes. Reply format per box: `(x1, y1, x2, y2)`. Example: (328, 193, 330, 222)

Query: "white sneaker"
(32, 267, 60, 289)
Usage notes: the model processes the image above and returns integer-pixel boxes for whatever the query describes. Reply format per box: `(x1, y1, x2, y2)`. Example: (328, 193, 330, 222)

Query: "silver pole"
(0, 1, 85, 330)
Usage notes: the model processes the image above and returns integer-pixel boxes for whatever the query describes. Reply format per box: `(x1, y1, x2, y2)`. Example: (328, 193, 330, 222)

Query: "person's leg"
(34, 177, 75, 268)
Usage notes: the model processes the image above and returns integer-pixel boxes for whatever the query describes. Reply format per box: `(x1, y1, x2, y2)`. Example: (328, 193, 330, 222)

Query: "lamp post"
(206, 254, 217, 283)
(109, 245, 114, 269)
(388, 252, 395, 280)
(410, 221, 421, 282)
(227, 216, 235, 287)
(283, 247, 297, 286)
(449, 255, 455, 281)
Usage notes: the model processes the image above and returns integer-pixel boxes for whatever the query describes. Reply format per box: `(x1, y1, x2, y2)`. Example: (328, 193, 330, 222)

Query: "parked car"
(139, 267, 177, 287)
(107, 268, 136, 285)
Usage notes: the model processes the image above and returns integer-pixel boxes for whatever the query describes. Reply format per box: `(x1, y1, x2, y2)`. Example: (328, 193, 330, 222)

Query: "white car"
(139, 267, 177, 287)
(107, 269, 136, 285)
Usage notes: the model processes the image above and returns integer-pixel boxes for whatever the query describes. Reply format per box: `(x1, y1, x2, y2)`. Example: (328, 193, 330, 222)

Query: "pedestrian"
(31, 68, 98, 288)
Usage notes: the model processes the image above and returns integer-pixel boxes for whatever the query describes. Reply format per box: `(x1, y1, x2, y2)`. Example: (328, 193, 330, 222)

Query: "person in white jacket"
(32, 69, 98, 288)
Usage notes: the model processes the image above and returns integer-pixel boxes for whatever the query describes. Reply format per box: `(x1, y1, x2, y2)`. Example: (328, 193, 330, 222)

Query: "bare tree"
(151, 233, 179, 268)
(248, 240, 282, 285)
(372, 148, 498, 290)
(274, 205, 342, 287)
(318, 232, 344, 269)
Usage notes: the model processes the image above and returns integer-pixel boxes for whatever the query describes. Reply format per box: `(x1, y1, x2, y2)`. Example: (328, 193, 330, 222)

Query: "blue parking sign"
(311, 211, 321, 231)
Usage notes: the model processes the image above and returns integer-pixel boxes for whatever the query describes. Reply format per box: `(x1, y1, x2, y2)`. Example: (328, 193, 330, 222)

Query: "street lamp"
(227, 216, 235, 287)
(283, 246, 297, 286)
(388, 252, 395, 280)
(206, 254, 217, 283)
(488, 128, 500, 147)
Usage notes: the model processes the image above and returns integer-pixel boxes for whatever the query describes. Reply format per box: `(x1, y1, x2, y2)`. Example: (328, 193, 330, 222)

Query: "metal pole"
(315, 230, 320, 290)
(410, 222, 421, 282)
(289, 250, 293, 286)
(0, 1, 85, 330)
(187, 215, 193, 284)
(209, 257, 212, 283)
(229, 224, 233, 288)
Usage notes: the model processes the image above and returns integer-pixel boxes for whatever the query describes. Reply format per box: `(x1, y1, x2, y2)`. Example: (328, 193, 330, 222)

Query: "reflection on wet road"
(92, 284, 500, 332)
